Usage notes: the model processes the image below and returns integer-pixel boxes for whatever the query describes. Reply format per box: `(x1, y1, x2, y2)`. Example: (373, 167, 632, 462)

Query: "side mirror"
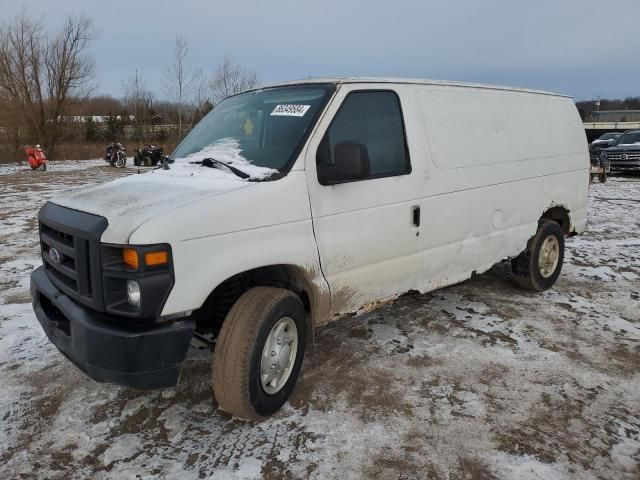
(317, 141, 370, 184)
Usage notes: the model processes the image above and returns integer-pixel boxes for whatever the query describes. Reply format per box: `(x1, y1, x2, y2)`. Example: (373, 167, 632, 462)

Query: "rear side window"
(317, 90, 410, 183)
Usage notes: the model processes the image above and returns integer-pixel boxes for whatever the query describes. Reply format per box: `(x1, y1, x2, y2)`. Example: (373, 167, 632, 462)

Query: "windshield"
(171, 85, 334, 174)
(599, 133, 620, 141)
(616, 132, 640, 145)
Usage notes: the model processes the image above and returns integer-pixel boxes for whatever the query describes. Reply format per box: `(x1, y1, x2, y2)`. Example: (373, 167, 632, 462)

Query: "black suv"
(590, 132, 622, 162)
(600, 130, 640, 173)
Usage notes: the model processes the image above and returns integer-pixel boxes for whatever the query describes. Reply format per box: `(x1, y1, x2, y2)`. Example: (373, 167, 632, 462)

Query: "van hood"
(51, 161, 275, 244)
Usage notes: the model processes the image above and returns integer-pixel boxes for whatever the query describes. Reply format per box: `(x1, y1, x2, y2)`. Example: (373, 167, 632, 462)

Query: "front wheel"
(599, 173, 607, 183)
(41, 163, 47, 171)
(511, 220, 565, 291)
(115, 154, 126, 168)
(212, 287, 307, 420)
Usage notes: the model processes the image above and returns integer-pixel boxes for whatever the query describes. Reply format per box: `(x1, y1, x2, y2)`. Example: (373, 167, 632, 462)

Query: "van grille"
(38, 203, 108, 311)
(40, 222, 93, 300)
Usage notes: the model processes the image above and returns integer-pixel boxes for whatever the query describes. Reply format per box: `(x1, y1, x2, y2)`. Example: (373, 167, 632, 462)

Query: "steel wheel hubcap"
(260, 317, 298, 395)
(538, 235, 560, 278)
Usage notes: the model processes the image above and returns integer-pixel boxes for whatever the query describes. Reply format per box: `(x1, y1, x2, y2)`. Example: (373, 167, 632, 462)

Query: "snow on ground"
(0, 159, 106, 176)
(0, 166, 639, 479)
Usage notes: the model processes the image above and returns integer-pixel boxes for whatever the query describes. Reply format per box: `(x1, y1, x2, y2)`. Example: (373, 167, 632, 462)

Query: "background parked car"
(589, 132, 622, 162)
(600, 130, 640, 174)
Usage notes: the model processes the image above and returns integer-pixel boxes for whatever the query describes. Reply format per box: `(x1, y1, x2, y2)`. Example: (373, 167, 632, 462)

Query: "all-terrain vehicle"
(133, 144, 163, 167)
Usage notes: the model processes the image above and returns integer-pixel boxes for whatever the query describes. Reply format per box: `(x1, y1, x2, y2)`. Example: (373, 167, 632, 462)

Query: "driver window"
(317, 90, 410, 184)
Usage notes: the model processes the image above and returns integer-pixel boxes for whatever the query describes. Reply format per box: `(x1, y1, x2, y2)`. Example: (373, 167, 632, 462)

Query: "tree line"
(0, 12, 258, 161)
(575, 97, 640, 121)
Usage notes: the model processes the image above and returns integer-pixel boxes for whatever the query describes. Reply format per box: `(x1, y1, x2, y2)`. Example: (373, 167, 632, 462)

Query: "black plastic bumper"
(31, 266, 195, 390)
(610, 161, 640, 173)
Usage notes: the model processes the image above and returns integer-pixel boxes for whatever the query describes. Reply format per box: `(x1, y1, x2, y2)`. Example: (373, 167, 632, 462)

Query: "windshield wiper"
(190, 157, 250, 179)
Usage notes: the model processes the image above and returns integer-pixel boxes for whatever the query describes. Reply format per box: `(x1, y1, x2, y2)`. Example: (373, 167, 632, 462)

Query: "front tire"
(115, 154, 126, 168)
(599, 173, 607, 183)
(212, 287, 307, 420)
(511, 220, 565, 291)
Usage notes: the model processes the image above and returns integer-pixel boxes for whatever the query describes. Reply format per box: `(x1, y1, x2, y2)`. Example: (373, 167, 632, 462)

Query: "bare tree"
(0, 11, 96, 159)
(123, 70, 154, 142)
(209, 56, 258, 105)
(189, 67, 212, 123)
(162, 35, 192, 138)
(191, 67, 208, 109)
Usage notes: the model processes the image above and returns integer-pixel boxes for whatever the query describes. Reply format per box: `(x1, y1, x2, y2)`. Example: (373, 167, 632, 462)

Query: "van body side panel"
(418, 87, 587, 172)
(413, 85, 588, 293)
(129, 172, 329, 321)
(418, 169, 587, 292)
(307, 82, 588, 318)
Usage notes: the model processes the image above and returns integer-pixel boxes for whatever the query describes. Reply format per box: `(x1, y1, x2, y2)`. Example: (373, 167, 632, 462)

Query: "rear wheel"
(212, 287, 307, 420)
(511, 220, 565, 291)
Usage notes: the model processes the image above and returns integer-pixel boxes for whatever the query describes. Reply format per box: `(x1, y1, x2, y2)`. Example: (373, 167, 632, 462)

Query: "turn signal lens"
(122, 248, 139, 270)
(145, 251, 168, 266)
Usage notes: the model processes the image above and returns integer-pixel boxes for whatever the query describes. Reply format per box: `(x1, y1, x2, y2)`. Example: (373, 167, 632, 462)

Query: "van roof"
(254, 77, 571, 99)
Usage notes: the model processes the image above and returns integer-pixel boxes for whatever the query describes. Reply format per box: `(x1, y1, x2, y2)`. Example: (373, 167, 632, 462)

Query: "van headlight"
(101, 243, 174, 319)
(127, 280, 141, 308)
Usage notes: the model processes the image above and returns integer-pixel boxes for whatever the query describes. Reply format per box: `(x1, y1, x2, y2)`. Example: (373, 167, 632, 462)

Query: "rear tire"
(511, 220, 565, 292)
(212, 287, 307, 420)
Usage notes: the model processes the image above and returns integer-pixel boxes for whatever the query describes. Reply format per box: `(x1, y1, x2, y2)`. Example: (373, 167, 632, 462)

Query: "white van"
(31, 78, 589, 419)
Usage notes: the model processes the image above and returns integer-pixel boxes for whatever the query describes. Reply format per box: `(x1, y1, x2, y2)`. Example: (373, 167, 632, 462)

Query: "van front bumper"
(31, 266, 195, 390)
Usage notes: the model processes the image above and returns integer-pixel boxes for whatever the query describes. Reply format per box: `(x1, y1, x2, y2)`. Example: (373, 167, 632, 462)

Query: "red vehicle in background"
(25, 145, 47, 171)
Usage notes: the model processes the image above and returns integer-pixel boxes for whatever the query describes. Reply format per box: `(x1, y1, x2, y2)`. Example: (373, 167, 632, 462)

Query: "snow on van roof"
(248, 77, 571, 99)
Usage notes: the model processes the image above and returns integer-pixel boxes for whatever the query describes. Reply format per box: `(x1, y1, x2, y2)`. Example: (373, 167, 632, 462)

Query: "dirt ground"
(1, 161, 639, 479)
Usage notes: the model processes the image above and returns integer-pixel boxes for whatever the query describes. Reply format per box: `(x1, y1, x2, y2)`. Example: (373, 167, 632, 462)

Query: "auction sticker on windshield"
(270, 104, 310, 117)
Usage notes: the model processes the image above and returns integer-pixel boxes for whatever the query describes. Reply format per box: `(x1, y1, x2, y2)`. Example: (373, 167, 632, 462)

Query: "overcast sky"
(3, 0, 639, 101)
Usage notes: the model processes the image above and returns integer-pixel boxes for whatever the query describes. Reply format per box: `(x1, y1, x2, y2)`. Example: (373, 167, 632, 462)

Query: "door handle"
(412, 206, 421, 227)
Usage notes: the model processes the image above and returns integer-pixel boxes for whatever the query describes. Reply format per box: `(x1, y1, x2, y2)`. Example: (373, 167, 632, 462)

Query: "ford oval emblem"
(49, 247, 61, 264)
(621, 154, 627, 160)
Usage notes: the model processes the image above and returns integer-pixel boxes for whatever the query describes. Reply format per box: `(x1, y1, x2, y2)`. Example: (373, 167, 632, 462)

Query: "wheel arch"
(190, 263, 329, 340)
(540, 205, 572, 236)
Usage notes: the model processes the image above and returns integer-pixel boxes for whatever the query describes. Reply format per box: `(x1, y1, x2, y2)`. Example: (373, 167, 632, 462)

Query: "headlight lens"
(102, 243, 173, 318)
(127, 279, 141, 308)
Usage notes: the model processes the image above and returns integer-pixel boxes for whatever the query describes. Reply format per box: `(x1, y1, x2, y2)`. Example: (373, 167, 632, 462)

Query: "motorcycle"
(105, 142, 127, 168)
(25, 145, 47, 171)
